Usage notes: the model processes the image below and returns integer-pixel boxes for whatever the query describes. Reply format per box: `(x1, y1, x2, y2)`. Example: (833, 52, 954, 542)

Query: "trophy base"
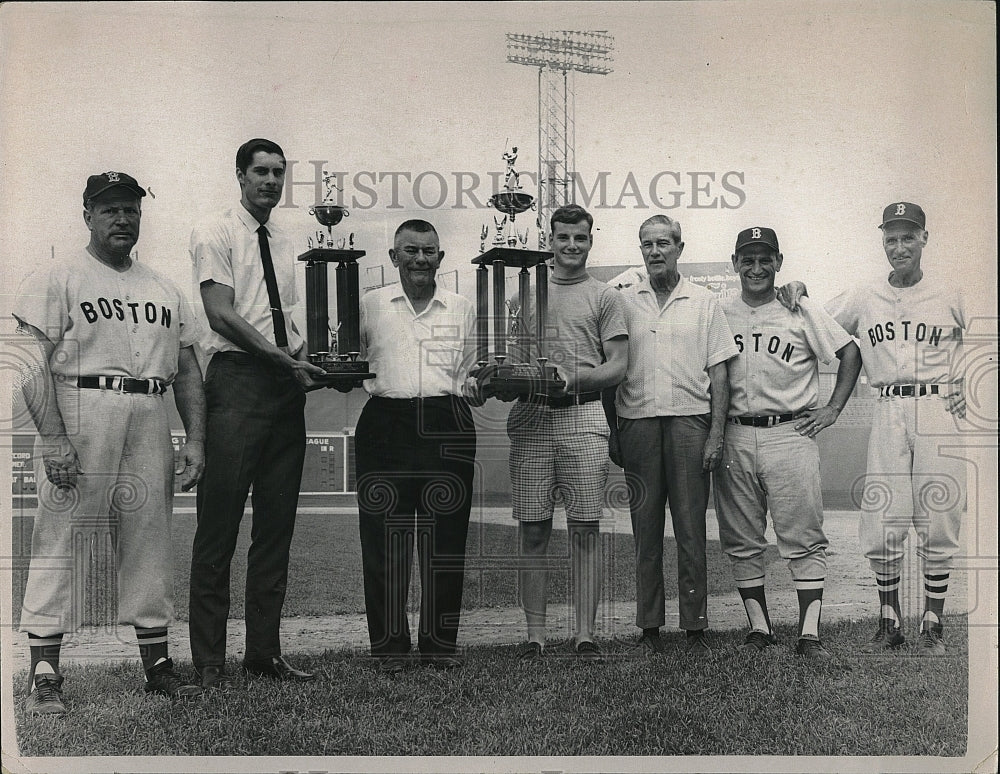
(473, 362, 565, 398)
(312, 358, 375, 386)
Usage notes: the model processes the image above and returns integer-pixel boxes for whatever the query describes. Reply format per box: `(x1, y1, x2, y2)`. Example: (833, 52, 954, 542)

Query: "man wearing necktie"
(188, 138, 327, 687)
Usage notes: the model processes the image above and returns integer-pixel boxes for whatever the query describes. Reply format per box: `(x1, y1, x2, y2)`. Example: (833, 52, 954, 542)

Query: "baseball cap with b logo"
(880, 202, 925, 230)
(735, 226, 779, 252)
(83, 171, 147, 204)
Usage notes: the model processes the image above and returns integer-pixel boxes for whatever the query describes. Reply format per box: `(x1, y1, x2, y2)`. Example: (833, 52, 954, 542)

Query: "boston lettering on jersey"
(866, 320, 944, 348)
(733, 332, 794, 362)
(80, 297, 174, 327)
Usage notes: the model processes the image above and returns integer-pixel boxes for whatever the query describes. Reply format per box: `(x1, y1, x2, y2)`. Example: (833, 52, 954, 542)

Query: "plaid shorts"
(507, 400, 610, 522)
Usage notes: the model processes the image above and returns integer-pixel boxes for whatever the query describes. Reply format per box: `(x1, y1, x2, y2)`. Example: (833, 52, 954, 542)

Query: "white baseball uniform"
(715, 296, 853, 581)
(14, 249, 197, 636)
(826, 276, 966, 572)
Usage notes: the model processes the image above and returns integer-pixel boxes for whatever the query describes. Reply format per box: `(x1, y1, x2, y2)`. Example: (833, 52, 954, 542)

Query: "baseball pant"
(188, 352, 306, 668)
(860, 396, 966, 574)
(20, 385, 174, 637)
(618, 414, 711, 631)
(714, 421, 828, 582)
(355, 395, 476, 656)
(507, 400, 609, 522)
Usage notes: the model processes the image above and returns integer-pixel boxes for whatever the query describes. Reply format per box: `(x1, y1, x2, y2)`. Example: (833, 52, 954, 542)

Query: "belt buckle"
(110, 376, 126, 393)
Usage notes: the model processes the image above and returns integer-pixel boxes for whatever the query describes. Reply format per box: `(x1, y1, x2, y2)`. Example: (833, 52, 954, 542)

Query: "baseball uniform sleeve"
(824, 286, 861, 337)
(705, 296, 739, 368)
(12, 265, 70, 342)
(797, 296, 854, 365)
(191, 219, 235, 289)
(598, 285, 629, 342)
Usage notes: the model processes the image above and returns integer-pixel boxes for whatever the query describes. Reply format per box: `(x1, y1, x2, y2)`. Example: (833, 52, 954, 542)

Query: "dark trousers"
(619, 414, 711, 631)
(189, 352, 306, 667)
(355, 396, 476, 656)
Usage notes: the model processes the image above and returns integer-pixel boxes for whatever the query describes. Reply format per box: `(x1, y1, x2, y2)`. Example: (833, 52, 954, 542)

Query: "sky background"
(0, 0, 996, 325)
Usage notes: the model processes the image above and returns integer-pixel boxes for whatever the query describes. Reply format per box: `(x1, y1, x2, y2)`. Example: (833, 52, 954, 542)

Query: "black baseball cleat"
(145, 658, 204, 700)
(24, 673, 67, 716)
(739, 630, 778, 652)
(795, 637, 833, 660)
(861, 619, 906, 653)
(917, 627, 946, 656)
(243, 655, 316, 682)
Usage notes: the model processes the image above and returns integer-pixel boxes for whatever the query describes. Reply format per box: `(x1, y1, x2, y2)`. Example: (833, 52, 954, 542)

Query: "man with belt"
(506, 204, 628, 662)
(355, 219, 481, 673)
(188, 138, 327, 687)
(14, 171, 206, 714)
(715, 227, 861, 659)
(609, 214, 738, 657)
(826, 202, 967, 655)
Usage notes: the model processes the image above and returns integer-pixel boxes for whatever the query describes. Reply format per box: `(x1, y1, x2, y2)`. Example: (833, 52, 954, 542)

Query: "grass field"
(12, 617, 968, 757)
(9, 509, 971, 758)
(11, 510, 755, 623)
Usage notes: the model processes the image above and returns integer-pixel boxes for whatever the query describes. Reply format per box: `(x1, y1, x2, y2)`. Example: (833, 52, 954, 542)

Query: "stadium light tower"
(506, 30, 614, 242)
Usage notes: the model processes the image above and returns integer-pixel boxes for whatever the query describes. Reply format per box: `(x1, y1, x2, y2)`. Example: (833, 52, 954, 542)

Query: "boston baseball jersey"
(723, 296, 853, 416)
(13, 249, 197, 381)
(825, 276, 965, 386)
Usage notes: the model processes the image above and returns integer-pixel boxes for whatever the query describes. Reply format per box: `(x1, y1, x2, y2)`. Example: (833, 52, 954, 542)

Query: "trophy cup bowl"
(309, 204, 350, 228)
(488, 191, 534, 217)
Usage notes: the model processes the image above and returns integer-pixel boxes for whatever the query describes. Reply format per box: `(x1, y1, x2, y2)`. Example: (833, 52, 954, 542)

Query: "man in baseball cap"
(714, 226, 861, 659)
(14, 171, 206, 714)
(82, 170, 147, 204)
(827, 201, 967, 656)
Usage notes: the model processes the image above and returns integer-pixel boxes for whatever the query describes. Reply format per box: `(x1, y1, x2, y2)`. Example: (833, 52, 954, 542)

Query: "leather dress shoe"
(196, 665, 232, 689)
(242, 655, 315, 682)
(422, 653, 464, 670)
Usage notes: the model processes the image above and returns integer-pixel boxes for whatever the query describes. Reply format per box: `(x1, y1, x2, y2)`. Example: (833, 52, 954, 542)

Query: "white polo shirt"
(616, 275, 738, 418)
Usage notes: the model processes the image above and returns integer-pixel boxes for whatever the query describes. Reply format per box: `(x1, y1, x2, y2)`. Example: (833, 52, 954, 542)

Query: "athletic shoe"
(795, 637, 833, 660)
(24, 673, 66, 716)
(575, 640, 604, 663)
(630, 632, 667, 657)
(861, 619, 905, 653)
(516, 641, 543, 660)
(684, 631, 712, 656)
(739, 630, 778, 652)
(917, 628, 946, 656)
(144, 658, 204, 700)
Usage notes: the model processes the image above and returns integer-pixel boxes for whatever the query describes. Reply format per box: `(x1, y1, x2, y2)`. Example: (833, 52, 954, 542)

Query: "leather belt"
(77, 376, 167, 395)
(521, 391, 602, 409)
(369, 395, 462, 409)
(730, 413, 797, 428)
(879, 384, 942, 398)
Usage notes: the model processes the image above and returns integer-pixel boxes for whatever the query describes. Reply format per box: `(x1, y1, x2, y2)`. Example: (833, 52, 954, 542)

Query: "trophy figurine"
(471, 144, 563, 397)
(299, 182, 375, 388)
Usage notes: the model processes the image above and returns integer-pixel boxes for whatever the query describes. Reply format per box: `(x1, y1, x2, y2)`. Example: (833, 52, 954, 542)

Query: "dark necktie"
(257, 224, 288, 347)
